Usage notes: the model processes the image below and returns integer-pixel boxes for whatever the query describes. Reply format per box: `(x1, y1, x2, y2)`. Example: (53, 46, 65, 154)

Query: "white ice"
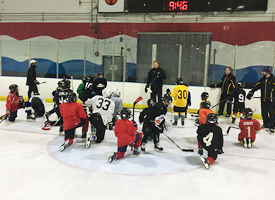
(1, 101, 275, 200)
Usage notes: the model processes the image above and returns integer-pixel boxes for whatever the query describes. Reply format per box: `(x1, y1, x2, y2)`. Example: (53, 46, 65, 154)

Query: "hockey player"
(81, 74, 95, 103)
(59, 92, 89, 152)
(167, 78, 189, 126)
(108, 108, 143, 163)
(92, 72, 107, 96)
(85, 88, 115, 143)
(200, 92, 209, 109)
(141, 94, 172, 152)
(229, 81, 246, 124)
(139, 98, 156, 124)
(197, 113, 224, 169)
(3, 84, 35, 122)
(110, 88, 123, 129)
(198, 101, 213, 125)
(76, 76, 87, 101)
(29, 92, 45, 117)
(238, 108, 262, 148)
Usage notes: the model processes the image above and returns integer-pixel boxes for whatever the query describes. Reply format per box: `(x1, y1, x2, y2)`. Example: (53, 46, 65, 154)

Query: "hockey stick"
(146, 76, 159, 93)
(211, 97, 230, 109)
(226, 125, 239, 134)
(0, 114, 7, 123)
(39, 81, 46, 84)
(162, 132, 194, 152)
(253, 97, 275, 99)
(71, 76, 74, 92)
(42, 117, 61, 130)
(132, 96, 143, 121)
(191, 114, 199, 117)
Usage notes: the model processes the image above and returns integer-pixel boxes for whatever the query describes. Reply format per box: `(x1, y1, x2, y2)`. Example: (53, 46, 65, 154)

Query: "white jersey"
(110, 96, 123, 115)
(85, 95, 115, 125)
(29, 95, 46, 106)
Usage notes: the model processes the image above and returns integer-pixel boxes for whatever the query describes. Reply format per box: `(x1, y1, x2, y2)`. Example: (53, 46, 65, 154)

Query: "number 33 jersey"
(197, 123, 224, 152)
(170, 84, 189, 108)
(85, 95, 115, 125)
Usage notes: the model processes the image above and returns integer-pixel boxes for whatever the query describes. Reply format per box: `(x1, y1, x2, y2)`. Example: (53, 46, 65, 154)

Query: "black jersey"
(92, 78, 107, 95)
(84, 81, 93, 95)
(139, 107, 149, 124)
(197, 123, 223, 152)
(230, 88, 246, 111)
(57, 88, 73, 105)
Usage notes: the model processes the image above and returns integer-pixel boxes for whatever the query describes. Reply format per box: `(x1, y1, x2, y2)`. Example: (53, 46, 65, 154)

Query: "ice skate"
(269, 128, 274, 135)
(27, 114, 36, 120)
(243, 138, 248, 148)
(154, 142, 163, 152)
(108, 152, 117, 163)
(247, 138, 252, 148)
(181, 119, 185, 126)
(81, 130, 87, 138)
(231, 118, 236, 124)
(86, 131, 97, 148)
(59, 125, 64, 135)
(172, 121, 177, 126)
(225, 114, 230, 118)
(133, 146, 140, 156)
(60, 140, 70, 152)
(200, 156, 210, 170)
(141, 142, 146, 152)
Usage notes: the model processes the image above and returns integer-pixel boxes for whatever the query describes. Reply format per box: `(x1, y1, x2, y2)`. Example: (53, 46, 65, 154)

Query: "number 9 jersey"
(85, 95, 115, 126)
(170, 84, 189, 108)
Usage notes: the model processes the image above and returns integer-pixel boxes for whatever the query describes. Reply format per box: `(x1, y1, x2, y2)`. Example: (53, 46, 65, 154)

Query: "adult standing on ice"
(26, 60, 40, 100)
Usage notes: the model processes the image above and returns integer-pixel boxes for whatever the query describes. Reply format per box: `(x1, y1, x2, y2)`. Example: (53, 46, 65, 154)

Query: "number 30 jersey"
(197, 123, 224, 152)
(170, 84, 189, 108)
(85, 95, 115, 126)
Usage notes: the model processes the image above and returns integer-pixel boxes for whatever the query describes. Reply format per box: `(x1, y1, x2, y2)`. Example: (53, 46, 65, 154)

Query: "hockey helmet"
(201, 92, 209, 100)
(162, 94, 173, 104)
(201, 101, 211, 109)
(58, 80, 64, 87)
(87, 74, 95, 82)
(147, 98, 156, 107)
(102, 88, 112, 98)
(9, 84, 18, 93)
(237, 81, 244, 89)
(175, 78, 183, 85)
(120, 108, 131, 120)
(98, 71, 104, 78)
(63, 79, 71, 88)
(243, 108, 253, 118)
(206, 113, 218, 124)
(82, 76, 87, 83)
(112, 88, 121, 97)
(67, 92, 77, 103)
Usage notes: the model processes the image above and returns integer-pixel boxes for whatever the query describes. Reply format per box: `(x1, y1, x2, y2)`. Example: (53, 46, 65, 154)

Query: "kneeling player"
(29, 92, 45, 117)
(198, 101, 213, 125)
(238, 108, 261, 148)
(108, 108, 143, 163)
(197, 113, 224, 169)
(59, 92, 89, 151)
(2, 84, 35, 122)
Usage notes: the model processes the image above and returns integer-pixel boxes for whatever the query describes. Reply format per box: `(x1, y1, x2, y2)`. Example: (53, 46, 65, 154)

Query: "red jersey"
(59, 102, 88, 131)
(199, 108, 213, 125)
(114, 119, 138, 147)
(238, 119, 261, 142)
(6, 92, 22, 112)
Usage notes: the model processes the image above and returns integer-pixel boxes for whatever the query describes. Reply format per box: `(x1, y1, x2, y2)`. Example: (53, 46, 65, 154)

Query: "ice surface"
(1, 101, 275, 200)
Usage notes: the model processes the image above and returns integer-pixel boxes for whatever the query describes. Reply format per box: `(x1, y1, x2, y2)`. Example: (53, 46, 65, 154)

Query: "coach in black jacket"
(247, 66, 275, 133)
(210, 66, 236, 117)
(145, 61, 166, 102)
(26, 60, 40, 100)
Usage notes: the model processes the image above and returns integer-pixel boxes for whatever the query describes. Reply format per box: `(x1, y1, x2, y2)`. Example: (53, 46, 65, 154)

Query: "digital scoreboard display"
(126, 0, 268, 13)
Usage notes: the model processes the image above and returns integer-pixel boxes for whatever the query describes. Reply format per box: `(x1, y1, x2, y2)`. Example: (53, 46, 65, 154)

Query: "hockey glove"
(166, 88, 171, 94)
(19, 95, 24, 103)
(246, 91, 253, 100)
(132, 120, 138, 127)
(34, 80, 40, 85)
(155, 115, 165, 130)
(209, 84, 216, 88)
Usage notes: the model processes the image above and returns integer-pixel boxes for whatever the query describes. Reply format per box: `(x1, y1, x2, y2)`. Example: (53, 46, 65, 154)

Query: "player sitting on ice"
(197, 113, 224, 169)
(139, 98, 156, 124)
(167, 78, 189, 127)
(108, 108, 143, 163)
(1, 84, 35, 122)
(197, 101, 213, 125)
(29, 92, 45, 117)
(229, 81, 246, 124)
(59, 92, 89, 152)
(85, 88, 115, 144)
(109, 88, 123, 130)
(238, 108, 262, 148)
(141, 94, 172, 152)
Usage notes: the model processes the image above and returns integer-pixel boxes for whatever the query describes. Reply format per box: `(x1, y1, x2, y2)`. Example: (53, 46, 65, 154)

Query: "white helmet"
(102, 88, 112, 98)
(112, 88, 121, 97)
(30, 59, 37, 64)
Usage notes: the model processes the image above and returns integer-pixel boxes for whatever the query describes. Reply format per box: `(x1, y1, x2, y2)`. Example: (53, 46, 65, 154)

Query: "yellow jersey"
(170, 85, 189, 108)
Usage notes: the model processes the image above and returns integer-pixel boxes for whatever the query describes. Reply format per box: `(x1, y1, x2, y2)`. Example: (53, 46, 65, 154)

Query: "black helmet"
(175, 78, 183, 85)
(67, 92, 77, 103)
(9, 84, 18, 93)
(206, 113, 218, 124)
(201, 92, 209, 100)
(98, 72, 104, 77)
(58, 80, 64, 87)
(87, 74, 95, 82)
(120, 108, 131, 120)
(82, 76, 87, 83)
(162, 94, 173, 104)
(243, 108, 253, 118)
(147, 98, 156, 107)
(63, 79, 71, 88)
(237, 81, 244, 89)
(201, 101, 211, 109)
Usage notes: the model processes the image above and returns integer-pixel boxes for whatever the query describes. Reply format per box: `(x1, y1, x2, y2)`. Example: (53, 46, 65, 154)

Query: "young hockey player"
(108, 108, 143, 163)
(76, 76, 87, 100)
(139, 98, 156, 124)
(92, 72, 107, 96)
(168, 78, 189, 127)
(109, 88, 123, 129)
(197, 113, 224, 169)
(238, 108, 262, 148)
(200, 92, 209, 108)
(85, 88, 115, 144)
(81, 74, 95, 103)
(198, 101, 213, 125)
(141, 94, 172, 152)
(229, 81, 246, 124)
(59, 92, 89, 152)
(29, 92, 45, 117)
(2, 84, 35, 122)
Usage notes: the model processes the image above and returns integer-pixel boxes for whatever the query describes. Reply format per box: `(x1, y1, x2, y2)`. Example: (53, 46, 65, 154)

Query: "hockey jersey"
(199, 108, 213, 125)
(110, 96, 123, 116)
(92, 78, 107, 95)
(170, 84, 189, 108)
(238, 118, 261, 142)
(114, 119, 138, 147)
(6, 92, 22, 112)
(230, 88, 246, 111)
(85, 95, 115, 125)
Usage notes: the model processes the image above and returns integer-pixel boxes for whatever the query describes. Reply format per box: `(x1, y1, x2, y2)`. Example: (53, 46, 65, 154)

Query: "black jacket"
(26, 65, 36, 86)
(146, 67, 166, 89)
(250, 74, 275, 102)
(92, 78, 107, 95)
(216, 73, 236, 95)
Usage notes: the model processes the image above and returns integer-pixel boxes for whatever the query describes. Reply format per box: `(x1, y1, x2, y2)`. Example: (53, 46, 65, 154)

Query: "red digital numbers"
(168, 1, 188, 11)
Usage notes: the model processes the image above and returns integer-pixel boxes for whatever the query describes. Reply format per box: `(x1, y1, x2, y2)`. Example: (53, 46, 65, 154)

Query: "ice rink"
(1, 101, 275, 200)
